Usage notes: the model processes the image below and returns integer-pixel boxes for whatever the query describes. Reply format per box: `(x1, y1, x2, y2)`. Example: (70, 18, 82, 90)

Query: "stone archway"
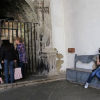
(0, 0, 39, 73)
(0, 0, 57, 75)
(0, 0, 37, 22)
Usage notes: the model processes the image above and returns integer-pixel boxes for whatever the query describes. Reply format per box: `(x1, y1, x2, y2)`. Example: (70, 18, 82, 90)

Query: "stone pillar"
(40, 47, 57, 76)
(50, 0, 68, 71)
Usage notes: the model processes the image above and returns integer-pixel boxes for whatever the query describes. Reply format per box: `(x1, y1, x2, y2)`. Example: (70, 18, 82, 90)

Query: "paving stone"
(0, 80, 100, 100)
(0, 74, 65, 91)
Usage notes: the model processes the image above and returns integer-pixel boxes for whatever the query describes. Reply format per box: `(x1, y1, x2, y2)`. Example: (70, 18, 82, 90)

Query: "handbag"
(14, 63, 23, 80)
(0, 77, 3, 84)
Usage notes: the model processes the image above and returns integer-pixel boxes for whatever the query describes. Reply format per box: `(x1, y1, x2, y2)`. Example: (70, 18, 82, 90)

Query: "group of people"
(0, 37, 27, 84)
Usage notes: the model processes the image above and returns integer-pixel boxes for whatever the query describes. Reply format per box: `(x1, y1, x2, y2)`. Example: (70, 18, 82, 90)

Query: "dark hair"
(98, 48, 100, 61)
(2, 40, 10, 46)
(1, 40, 11, 51)
(99, 48, 100, 53)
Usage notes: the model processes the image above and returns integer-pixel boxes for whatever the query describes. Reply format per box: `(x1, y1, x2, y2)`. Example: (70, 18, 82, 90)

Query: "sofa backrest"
(74, 54, 97, 69)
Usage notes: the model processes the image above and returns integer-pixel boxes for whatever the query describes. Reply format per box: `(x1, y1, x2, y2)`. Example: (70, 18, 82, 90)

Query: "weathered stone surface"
(0, 0, 57, 75)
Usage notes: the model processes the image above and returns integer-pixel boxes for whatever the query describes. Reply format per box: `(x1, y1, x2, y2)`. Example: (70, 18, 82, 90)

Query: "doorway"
(0, 19, 38, 74)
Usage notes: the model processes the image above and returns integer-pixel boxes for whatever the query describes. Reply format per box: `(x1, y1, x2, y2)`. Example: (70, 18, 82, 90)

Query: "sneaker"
(84, 82, 89, 88)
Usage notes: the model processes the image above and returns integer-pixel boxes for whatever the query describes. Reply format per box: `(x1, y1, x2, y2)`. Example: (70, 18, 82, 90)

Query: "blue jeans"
(4, 60, 14, 83)
(87, 67, 100, 83)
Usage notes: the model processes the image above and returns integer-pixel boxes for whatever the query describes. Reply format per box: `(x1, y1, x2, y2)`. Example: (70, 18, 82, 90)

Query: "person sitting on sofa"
(84, 48, 100, 88)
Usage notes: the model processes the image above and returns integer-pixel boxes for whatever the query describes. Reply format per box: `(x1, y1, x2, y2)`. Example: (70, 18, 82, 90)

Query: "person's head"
(15, 37, 23, 44)
(98, 48, 100, 54)
(1, 40, 10, 47)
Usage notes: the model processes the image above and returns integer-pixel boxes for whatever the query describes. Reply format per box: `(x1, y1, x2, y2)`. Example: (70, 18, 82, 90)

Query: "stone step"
(0, 74, 66, 92)
(66, 68, 100, 89)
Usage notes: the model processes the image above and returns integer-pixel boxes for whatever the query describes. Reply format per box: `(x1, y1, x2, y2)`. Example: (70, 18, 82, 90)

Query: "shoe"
(84, 82, 89, 88)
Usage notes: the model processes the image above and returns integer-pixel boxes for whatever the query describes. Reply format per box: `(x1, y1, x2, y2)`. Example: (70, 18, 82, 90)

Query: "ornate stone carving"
(38, 47, 57, 76)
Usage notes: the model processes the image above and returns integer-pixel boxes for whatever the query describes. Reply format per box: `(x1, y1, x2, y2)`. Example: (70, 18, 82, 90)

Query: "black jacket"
(0, 42, 16, 61)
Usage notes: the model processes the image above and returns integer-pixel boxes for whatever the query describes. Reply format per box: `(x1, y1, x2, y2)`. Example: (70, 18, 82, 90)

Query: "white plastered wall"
(64, 0, 100, 69)
(51, 0, 100, 70)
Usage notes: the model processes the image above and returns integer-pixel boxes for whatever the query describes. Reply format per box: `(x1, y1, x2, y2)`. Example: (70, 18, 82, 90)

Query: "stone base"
(66, 68, 100, 89)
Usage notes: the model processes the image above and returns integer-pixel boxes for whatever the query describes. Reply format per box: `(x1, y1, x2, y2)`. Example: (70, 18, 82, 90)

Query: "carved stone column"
(39, 47, 57, 76)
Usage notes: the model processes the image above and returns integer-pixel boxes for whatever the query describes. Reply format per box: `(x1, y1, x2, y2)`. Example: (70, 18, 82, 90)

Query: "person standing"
(15, 37, 27, 79)
(0, 40, 16, 83)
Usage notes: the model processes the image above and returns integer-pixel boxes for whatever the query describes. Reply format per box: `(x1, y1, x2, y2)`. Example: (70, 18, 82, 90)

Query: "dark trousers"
(4, 60, 14, 83)
(19, 62, 25, 78)
(87, 67, 100, 83)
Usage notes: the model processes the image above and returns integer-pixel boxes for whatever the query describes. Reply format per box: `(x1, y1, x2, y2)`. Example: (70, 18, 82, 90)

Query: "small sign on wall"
(68, 48, 75, 53)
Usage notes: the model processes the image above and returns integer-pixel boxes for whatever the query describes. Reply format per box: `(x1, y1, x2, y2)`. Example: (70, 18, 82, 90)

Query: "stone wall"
(0, 0, 57, 75)
(0, 0, 37, 22)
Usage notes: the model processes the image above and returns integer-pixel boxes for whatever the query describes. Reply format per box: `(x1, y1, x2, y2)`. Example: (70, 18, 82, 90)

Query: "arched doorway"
(0, 0, 37, 22)
(0, 0, 55, 76)
(0, 0, 39, 74)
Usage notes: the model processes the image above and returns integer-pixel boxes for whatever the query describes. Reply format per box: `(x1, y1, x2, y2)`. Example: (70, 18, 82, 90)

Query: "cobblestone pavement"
(0, 80, 100, 100)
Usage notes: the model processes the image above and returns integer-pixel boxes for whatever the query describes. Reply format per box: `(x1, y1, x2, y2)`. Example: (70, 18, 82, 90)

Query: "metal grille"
(0, 19, 38, 74)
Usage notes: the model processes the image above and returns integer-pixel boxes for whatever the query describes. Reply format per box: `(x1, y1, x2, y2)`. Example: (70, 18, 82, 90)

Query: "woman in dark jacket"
(0, 40, 16, 83)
